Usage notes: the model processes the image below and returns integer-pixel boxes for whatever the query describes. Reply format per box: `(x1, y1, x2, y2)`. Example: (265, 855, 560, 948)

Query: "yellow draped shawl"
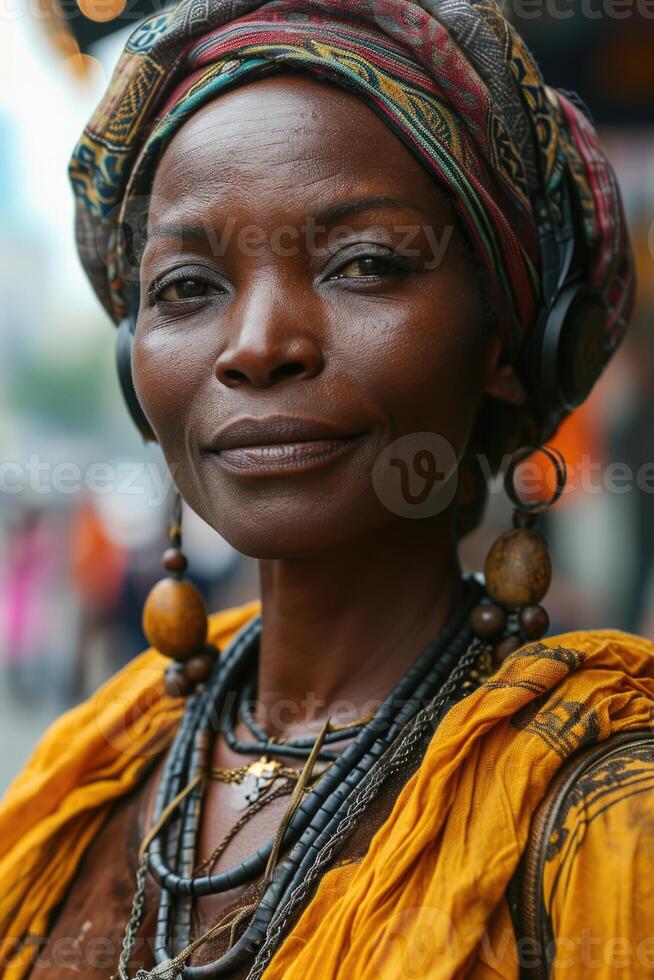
(1, 599, 653, 979)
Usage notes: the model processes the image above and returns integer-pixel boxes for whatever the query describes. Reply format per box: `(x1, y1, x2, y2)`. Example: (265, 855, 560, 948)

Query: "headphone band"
(116, 312, 157, 442)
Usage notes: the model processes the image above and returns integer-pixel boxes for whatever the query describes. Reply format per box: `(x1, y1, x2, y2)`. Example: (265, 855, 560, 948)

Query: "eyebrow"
(311, 195, 438, 225)
(147, 194, 438, 243)
(148, 223, 210, 242)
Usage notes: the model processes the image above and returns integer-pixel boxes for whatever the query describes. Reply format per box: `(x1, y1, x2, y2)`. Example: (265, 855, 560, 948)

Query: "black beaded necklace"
(230, 675, 374, 761)
(116, 576, 489, 980)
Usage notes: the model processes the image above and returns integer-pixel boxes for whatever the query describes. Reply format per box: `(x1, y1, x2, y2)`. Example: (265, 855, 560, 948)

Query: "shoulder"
(541, 733, 654, 975)
(526, 628, 654, 693)
(0, 600, 260, 820)
(540, 627, 654, 661)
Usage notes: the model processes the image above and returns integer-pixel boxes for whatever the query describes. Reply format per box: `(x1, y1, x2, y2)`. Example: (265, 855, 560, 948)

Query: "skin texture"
(134, 72, 525, 728)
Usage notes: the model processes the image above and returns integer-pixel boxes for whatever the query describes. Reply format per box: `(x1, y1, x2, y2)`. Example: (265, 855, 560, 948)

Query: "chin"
(175, 441, 386, 558)
(192, 483, 385, 561)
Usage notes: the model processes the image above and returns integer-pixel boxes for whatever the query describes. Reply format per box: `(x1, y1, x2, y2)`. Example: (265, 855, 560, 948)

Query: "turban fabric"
(70, 0, 634, 354)
(69, 0, 636, 531)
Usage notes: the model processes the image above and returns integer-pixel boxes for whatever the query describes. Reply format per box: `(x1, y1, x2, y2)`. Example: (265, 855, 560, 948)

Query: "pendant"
(233, 757, 283, 810)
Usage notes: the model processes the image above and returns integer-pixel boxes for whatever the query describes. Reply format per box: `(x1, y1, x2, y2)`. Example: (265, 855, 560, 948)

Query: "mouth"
(204, 415, 366, 476)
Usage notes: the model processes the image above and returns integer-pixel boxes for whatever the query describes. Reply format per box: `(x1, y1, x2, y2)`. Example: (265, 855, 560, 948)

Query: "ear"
(481, 331, 528, 407)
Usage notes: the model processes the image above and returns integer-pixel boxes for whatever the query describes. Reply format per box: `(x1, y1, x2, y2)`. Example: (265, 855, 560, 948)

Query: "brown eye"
(159, 279, 210, 301)
(331, 255, 402, 279)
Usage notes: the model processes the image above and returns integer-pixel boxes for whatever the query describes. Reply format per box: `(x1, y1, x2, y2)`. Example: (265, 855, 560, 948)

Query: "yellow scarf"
(1, 599, 652, 979)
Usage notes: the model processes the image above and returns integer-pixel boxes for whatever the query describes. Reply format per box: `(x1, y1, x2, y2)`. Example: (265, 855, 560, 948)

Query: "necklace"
(210, 756, 323, 809)
(116, 576, 491, 979)
(221, 672, 373, 762)
(193, 782, 294, 878)
(249, 630, 487, 980)
(234, 677, 378, 758)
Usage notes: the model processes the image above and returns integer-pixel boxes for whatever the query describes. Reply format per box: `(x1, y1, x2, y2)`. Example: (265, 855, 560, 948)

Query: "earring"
(143, 492, 217, 696)
(469, 445, 567, 668)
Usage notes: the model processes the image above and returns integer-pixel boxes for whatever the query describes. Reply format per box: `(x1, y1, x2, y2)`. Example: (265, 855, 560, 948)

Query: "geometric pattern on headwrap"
(116, 10, 540, 349)
(69, 0, 634, 374)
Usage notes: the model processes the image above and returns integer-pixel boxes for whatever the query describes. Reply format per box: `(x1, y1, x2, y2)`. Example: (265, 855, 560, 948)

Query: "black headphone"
(519, 172, 610, 434)
(115, 173, 609, 441)
(116, 310, 156, 441)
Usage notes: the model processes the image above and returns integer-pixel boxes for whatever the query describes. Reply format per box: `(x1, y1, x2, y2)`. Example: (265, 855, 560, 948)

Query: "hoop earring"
(142, 491, 217, 696)
(469, 445, 567, 668)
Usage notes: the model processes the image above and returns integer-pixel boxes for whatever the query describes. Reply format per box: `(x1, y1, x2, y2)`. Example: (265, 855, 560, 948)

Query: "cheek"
(345, 281, 484, 452)
(132, 320, 216, 441)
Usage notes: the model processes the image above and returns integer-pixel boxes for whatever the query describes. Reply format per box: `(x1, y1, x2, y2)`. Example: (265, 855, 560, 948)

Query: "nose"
(214, 289, 324, 390)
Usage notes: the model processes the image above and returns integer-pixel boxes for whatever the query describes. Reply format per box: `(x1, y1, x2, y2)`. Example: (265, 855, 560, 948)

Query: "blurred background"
(0, 0, 652, 791)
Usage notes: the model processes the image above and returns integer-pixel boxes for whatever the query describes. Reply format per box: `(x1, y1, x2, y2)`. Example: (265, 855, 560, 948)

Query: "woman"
(1, 1, 653, 978)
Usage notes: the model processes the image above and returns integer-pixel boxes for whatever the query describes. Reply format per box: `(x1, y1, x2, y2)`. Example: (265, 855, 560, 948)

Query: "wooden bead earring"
(470, 445, 567, 668)
(142, 492, 217, 696)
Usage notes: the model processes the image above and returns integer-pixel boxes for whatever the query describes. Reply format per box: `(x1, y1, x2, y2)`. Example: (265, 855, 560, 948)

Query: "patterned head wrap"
(69, 0, 635, 529)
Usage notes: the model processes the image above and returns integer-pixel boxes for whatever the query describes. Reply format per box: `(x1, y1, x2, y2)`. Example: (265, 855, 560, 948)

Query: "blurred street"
(0, 666, 65, 793)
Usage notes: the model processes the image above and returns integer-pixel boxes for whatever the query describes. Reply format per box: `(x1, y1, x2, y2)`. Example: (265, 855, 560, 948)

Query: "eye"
(147, 269, 228, 306)
(328, 254, 410, 280)
(157, 279, 218, 302)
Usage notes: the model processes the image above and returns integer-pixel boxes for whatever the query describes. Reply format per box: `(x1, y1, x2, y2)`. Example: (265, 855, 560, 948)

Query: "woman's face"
(134, 73, 506, 558)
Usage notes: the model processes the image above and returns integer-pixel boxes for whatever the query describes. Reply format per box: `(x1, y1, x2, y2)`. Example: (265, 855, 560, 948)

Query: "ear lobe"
(484, 361, 528, 406)
(481, 333, 528, 405)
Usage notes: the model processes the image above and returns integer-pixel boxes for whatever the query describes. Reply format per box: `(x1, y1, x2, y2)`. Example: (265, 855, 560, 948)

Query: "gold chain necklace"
(210, 755, 326, 809)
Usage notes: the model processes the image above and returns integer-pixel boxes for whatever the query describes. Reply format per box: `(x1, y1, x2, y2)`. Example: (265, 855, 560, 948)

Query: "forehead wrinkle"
(149, 151, 454, 243)
(155, 125, 357, 193)
(161, 94, 351, 152)
(153, 85, 389, 192)
(151, 141, 355, 230)
(149, 79, 457, 238)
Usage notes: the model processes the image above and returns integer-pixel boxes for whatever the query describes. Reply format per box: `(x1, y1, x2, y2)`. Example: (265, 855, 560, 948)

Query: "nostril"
(216, 356, 319, 388)
(270, 362, 306, 382)
(224, 368, 248, 382)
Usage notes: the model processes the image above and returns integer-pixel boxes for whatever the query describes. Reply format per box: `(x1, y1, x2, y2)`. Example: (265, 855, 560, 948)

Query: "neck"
(255, 515, 464, 738)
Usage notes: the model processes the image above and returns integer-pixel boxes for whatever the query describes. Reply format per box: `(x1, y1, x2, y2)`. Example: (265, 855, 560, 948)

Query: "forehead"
(148, 72, 455, 229)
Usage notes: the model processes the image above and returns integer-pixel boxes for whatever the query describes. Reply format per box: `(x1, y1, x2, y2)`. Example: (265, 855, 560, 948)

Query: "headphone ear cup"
(116, 319, 157, 442)
(522, 283, 609, 416)
(557, 285, 609, 409)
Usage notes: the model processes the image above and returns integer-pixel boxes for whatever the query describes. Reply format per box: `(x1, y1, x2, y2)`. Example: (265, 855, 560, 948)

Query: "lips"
(212, 415, 362, 450)
(205, 415, 365, 475)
